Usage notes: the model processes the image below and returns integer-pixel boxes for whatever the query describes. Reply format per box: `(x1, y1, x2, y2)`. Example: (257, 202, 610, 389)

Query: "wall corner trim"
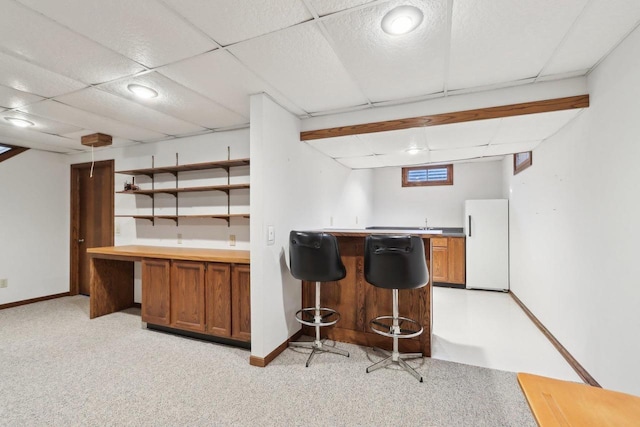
(249, 329, 304, 367)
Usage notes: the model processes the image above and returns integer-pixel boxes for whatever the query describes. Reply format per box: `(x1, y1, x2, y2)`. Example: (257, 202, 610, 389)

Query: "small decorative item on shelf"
(124, 177, 139, 191)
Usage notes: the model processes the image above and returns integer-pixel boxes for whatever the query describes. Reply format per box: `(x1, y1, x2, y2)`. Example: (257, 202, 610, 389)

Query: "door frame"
(70, 159, 115, 295)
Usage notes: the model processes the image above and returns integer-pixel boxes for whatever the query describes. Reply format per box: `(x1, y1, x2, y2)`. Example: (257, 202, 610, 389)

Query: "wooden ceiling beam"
(300, 95, 589, 141)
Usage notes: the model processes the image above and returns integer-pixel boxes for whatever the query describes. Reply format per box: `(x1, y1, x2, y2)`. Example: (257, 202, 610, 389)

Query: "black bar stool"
(288, 230, 350, 367)
(364, 234, 429, 382)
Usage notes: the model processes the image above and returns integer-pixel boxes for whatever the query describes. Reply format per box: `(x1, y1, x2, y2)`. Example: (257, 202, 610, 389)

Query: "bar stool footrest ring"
(295, 307, 340, 327)
(369, 315, 423, 339)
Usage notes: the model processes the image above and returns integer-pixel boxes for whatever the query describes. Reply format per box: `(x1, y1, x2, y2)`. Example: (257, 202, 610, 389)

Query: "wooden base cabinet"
(171, 260, 206, 333)
(431, 237, 465, 285)
(231, 264, 251, 341)
(206, 263, 231, 338)
(141, 259, 171, 326)
(142, 259, 250, 343)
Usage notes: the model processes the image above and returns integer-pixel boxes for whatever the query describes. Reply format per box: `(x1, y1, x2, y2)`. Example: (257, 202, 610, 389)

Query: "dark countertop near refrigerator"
(365, 226, 466, 238)
(320, 227, 466, 238)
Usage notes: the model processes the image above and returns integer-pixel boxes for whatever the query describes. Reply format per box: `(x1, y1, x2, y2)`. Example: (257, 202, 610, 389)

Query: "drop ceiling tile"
(17, 0, 216, 68)
(0, 0, 144, 84)
(23, 100, 167, 142)
(322, 0, 448, 103)
(163, 0, 312, 46)
(228, 22, 368, 113)
(542, 0, 640, 76)
(159, 50, 305, 117)
(430, 146, 487, 163)
(0, 85, 44, 109)
(2, 110, 82, 135)
(0, 51, 86, 97)
(308, 0, 377, 16)
(0, 134, 81, 153)
(98, 72, 247, 129)
(448, 0, 589, 90)
(57, 88, 205, 136)
(359, 128, 427, 154)
(62, 129, 139, 148)
(0, 121, 80, 150)
(307, 135, 374, 158)
(337, 155, 385, 169)
(377, 150, 432, 167)
(485, 141, 541, 156)
(491, 110, 581, 144)
(425, 118, 501, 149)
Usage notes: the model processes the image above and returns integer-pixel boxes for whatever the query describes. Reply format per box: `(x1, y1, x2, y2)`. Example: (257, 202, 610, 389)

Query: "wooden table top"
(88, 245, 250, 264)
(517, 373, 640, 426)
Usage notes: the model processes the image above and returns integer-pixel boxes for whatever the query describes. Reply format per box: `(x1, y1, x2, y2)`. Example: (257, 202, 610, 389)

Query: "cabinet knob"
(78, 238, 85, 243)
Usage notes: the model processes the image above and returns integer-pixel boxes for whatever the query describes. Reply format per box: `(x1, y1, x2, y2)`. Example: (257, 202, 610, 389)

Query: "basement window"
(0, 143, 29, 163)
(514, 151, 532, 175)
(402, 164, 453, 187)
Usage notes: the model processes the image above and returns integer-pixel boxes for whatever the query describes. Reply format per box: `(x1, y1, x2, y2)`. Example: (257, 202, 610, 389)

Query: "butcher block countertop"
(87, 245, 250, 264)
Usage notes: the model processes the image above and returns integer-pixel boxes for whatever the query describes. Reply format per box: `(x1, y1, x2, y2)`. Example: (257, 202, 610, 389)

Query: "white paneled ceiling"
(0, 0, 637, 161)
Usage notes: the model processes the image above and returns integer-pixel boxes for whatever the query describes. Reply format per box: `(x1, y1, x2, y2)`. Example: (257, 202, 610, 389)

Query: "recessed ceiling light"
(127, 84, 158, 99)
(381, 5, 423, 35)
(405, 147, 426, 155)
(5, 117, 35, 128)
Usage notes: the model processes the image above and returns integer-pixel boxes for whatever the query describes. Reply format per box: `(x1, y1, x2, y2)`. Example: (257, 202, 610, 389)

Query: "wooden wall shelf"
(115, 155, 250, 226)
(116, 158, 250, 177)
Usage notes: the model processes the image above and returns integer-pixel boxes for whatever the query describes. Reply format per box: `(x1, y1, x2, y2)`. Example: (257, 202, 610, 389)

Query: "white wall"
(371, 160, 504, 227)
(504, 25, 640, 395)
(0, 149, 69, 304)
(68, 130, 251, 251)
(249, 94, 373, 359)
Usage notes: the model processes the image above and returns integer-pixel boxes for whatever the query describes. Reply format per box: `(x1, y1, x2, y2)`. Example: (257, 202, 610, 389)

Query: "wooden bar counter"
(87, 245, 250, 320)
(302, 229, 442, 357)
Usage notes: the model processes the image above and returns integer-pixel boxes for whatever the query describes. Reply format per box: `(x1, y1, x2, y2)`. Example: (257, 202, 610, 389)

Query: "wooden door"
(141, 259, 171, 325)
(70, 160, 114, 295)
(171, 260, 206, 332)
(206, 263, 231, 337)
(231, 264, 251, 341)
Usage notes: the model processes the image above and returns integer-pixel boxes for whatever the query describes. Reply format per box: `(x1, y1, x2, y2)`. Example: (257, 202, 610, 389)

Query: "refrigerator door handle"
(468, 215, 472, 237)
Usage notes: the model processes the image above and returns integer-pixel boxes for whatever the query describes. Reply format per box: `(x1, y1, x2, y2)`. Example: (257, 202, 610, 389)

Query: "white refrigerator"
(464, 199, 509, 291)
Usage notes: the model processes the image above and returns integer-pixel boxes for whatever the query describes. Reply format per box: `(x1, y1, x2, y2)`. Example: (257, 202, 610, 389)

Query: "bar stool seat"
(288, 230, 350, 367)
(364, 234, 429, 382)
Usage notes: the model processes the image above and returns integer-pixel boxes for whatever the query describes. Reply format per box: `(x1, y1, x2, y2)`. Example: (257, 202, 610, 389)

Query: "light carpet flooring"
(1, 295, 536, 426)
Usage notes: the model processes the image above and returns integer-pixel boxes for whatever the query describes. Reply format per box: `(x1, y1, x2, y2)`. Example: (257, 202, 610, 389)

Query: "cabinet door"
(431, 246, 449, 283)
(141, 259, 171, 325)
(206, 263, 231, 338)
(231, 264, 251, 342)
(171, 260, 206, 332)
(447, 237, 466, 284)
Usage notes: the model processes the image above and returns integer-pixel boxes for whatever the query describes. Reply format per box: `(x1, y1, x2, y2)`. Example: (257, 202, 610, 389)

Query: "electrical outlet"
(0, 279, 7, 288)
(229, 234, 236, 246)
(177, 233, 183, 244)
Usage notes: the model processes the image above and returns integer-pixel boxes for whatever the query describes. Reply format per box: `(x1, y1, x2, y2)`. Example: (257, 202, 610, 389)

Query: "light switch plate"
(0, 279, 7, 288)
(267, 225, 275, 245)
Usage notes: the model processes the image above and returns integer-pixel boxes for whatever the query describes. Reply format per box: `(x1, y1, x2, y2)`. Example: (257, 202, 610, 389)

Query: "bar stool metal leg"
(289, 281, 349, 366)
(366, 289, 424, 382)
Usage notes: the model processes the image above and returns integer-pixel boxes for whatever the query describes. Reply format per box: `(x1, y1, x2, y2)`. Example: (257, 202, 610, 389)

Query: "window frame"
(0, 143, 28, 163)
(402, 164, 454, 187)
(513, 151, 532, 175)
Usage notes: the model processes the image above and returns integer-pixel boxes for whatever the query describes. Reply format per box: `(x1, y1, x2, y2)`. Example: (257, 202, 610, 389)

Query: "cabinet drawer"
(431, 238, 448, 247)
